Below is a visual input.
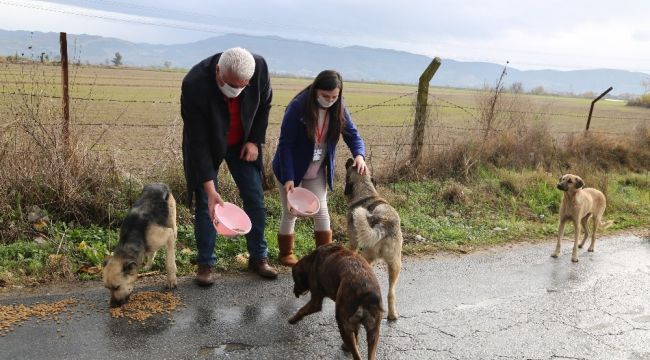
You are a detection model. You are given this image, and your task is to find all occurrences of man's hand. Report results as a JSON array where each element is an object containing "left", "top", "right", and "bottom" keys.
[
  {"left": 240, "top": 142, "right": 259, "bottom": 162},
  {"left": 203, "top": 181, "right": 224, "bottom": 223}
]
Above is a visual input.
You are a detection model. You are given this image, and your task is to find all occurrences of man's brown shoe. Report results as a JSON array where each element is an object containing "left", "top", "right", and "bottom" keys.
[
  {"left": 195, "top": 264, "right": 216, "bottom": 286},
  {"left": 248, "top": 257, "right": 278, "bottom": 279}
]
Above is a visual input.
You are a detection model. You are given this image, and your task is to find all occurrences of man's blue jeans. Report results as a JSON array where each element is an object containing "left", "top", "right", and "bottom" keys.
[{"left": 194, "top": 146, "right": 268, "bottom": 267}]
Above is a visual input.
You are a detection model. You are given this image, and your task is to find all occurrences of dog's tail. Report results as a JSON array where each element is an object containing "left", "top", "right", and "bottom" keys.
[
  {"left": 352, "top": 207, "right": 385, "bottom": 249},
  {"left": 349, "top": 292, "right": 383, "bottom": 323},
  {"left": 599, "top": 219, "right": 614, "bottom": 229}
]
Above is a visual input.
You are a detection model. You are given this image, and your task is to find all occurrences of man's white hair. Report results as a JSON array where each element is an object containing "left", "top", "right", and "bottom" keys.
[{"left": 218, "top": 47, "right": 256, "bottom": 81}]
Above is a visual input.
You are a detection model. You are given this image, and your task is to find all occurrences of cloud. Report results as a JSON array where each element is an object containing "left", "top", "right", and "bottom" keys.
[
  {"left": 2, "top": 0, "right": 650, "bottom": 73},
  {"left": 633, "top": 30, "right": 650, "bottom": 42}
]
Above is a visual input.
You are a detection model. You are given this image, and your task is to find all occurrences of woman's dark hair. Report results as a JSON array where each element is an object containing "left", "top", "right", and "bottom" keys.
[{"left": 292, "top": 70, "right": 345, "bottom": 144}]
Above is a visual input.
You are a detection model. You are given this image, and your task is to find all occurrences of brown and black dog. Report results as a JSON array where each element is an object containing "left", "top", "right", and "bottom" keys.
[
  {"left": 102, "top": 183, "right": 177, "bottom": 307},
  {"left": 289, "top": 243, "right": 383, "bottom": 360},
  {"left": 552, "top": 174, "right": 613, "bottom": 262},
  {"left": 344, "top": 158, "right": 403, "bottom": 320}
]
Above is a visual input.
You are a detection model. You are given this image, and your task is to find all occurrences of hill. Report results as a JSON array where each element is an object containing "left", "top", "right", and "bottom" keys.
[{"left": 0, "top": 30, "right": 647, "bottom": 95}]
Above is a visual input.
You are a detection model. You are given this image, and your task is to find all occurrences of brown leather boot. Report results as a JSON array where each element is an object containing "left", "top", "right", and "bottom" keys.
[
  {"left": 195, "top": 264, "right": 216, "bottom": 286},
  {"left": 248, "top": 257, "right": 278, "bottom": 279},
  {"left": 314, "top": 230, "right": 332, "bottom": 247},
  {"left": 278, "top": 233, "right": 298, "bottom": 267}
]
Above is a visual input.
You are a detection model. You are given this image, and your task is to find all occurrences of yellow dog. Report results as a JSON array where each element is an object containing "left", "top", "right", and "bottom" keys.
[{"left": 552, "top": 174, "right": 613, "bottom": 262}]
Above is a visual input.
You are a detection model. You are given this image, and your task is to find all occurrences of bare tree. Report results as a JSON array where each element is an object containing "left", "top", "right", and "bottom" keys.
[{"left": 477, "top": 61, "right": 508, "bottom": 140}]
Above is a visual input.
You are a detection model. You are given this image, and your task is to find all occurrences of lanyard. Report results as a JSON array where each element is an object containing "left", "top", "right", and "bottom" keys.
[{"left": 315, "top": 111, "right": 328, "bottom": 146}]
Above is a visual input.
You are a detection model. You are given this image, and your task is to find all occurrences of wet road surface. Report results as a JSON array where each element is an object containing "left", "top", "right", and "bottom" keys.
[{"left": 1, "top": 233, "right": 650, "bottom": 359}]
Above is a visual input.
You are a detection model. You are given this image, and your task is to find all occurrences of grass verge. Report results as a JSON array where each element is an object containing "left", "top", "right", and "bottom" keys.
[{"left": 1, "top": 168, "right": 648, "bottom": 287}]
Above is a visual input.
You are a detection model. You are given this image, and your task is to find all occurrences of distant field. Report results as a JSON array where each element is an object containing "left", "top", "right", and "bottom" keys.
[{"left": 1, "top": 63, "right": 649, "bottom": 176}]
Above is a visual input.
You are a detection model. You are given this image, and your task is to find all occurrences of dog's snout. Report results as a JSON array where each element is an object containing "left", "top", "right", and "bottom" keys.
[
  {"left": 557, "top": 183, "right": 567, "bottom": 191},
  {"left": 110, "top": 294, "right": 130, "bottom": 308}
]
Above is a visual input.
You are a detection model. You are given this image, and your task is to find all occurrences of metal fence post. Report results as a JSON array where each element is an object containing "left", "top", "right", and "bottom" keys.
[
  {"left": 60, "top": 32, "right": 71, "bottom": 159},
  {"left": 585, "top": 86, "right": 613, "bottom": 131},
  {"left": 410, "top": 57, "right": 442, "bottom": 166}
]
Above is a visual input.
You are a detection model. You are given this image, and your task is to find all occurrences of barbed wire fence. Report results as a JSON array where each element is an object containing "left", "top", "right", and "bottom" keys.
[{"left": 1, "top": 36, "right": 649, "bottom": 179}]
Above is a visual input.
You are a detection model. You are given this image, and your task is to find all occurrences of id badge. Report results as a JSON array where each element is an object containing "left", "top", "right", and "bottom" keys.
[{"left": 312, "top": 148, "right": 323, "bottom": 161}]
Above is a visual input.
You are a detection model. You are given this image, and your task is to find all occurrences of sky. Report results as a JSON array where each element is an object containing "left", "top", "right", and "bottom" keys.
[{"left": 1, "top": 0, "right": 649, "bottom": 74}]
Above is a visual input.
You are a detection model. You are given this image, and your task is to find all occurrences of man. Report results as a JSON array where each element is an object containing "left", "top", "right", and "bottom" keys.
[{"left": 181, "top": 47, "right": 277, "bottom": 285}]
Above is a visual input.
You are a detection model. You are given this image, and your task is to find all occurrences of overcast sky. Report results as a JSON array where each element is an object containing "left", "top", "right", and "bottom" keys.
[{"left": 1, "top": 0, "right": 649, "bottom": 74}]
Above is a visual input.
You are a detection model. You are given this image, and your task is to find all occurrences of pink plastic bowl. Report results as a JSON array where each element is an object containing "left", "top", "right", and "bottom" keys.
[
  {"left": 212, "top": 202, "right": 252, "bottom": 237},
  {"left": 287, "top": 187, "right": 320, "bottom": 217}
]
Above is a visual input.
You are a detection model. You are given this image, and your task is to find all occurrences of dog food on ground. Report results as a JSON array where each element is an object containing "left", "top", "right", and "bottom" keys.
[
  {"left": 0, "top": 298, "right": 77, "bottom": 336},
  {"left": 109, "top": 291, "right": 181, "bottom": 323}
]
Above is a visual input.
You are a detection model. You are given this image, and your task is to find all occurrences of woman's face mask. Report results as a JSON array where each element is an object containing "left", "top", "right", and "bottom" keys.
[
  {"left": 316, "top": 88, "right": 340, "bottom": 108},
  {"left": 317, "top": 96, "right": 336, "bottom": 108}
]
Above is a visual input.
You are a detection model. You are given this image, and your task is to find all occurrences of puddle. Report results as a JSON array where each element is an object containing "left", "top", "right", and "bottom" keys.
[{"left": 198, "top": 343, "right": 254, "bottom": 357}]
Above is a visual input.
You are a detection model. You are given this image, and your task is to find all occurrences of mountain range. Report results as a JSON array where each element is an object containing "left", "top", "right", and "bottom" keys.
[{"left": 0, "top": 30, "right": 648, "bottom": 96}]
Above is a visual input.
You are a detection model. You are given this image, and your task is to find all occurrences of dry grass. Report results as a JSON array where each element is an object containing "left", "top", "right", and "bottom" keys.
[
  {"left": 1, "top": 63, "right": 649, "bottom": 245},
  {"left": 379, "top": 92, "right": 650, "bottom": 184}
]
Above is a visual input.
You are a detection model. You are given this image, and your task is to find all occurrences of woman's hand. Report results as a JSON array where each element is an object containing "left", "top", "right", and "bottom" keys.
[
  {"left": 284, "top": 180, "right": 295, "bottom": 194},
  {"left": 284, "top": 180, "right": 295, "bottom": 213},
  {"left": 353, "top": 155, "right": 367, "bottom": 175}
]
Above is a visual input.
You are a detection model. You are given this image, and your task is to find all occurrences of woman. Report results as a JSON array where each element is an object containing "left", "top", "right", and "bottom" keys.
[{"left": 272, "top": 70, "right": 367, "bottom": 266}]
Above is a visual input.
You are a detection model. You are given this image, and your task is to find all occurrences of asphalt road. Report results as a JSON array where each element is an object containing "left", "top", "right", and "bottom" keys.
[{"left": 1, "top": 232, "right": 650, "bottom": 360}]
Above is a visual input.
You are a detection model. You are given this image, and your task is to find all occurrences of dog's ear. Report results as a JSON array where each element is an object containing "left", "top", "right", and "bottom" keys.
[
  {"left": 123, "top": 261, "right": 138, "bottom": 275},
  {"left": 102, "top": 256, "right": 111, "bottom": 268},
  {"left": 344, "top": 182, "right": 353, "bottom": 196},
  {"left": 345, "top": 158, "right": 354, "bottom": 169},
  {"left": 575, "top": 178, "right": 584, "bottom": 189}
]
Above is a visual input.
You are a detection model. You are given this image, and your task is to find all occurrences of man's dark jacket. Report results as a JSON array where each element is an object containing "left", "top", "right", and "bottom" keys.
[{"left": 181, "top": 53, "right": 272, "bottom": 206}]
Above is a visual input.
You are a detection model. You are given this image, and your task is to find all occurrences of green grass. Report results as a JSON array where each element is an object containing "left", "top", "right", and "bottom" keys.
[{"left": 1, "top": 169, "right": 647, "bottom": 286}]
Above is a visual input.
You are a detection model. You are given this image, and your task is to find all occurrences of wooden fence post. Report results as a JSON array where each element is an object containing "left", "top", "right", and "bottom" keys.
[
  {"left": 60, "top": 32, "right": 71, "bottom": 159},
  {"left": 410, "top": 57, "right": 442, "bottom": 166}
]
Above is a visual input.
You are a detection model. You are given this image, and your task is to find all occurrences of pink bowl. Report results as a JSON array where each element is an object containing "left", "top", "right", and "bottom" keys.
[
  {"left": 287, "top": 187, "right": 320, "bottom": 217},
  {"left": 212, "top": 202, "right": 252, "bottom": 237}
]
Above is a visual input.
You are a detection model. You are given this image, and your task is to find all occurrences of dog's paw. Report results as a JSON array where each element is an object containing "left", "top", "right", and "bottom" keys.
[
  {"left": 167, "top": 276, "right": 178, "bottom": 289},
  {"left": 571, "top": 257, "right": 579, "bottom": 263},
  {"left": 550, "top": 253, "right": 559, "bottom": 258},
  {"left": 587, "top": 247, "right": 594, "bottom": 252},
  {"left": 287, "top": 315, "right": 300, "bottom": 325},
  {"left": 387, "top": 312, "right": 399, "bottom": 321}
]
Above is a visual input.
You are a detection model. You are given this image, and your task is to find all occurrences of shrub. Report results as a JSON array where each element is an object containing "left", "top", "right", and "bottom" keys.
[{"left": 626, "top": 93, "right": 650, "bottom": 108}]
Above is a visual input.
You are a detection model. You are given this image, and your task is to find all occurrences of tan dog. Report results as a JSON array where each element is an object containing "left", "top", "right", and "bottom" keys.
[
  {"left": 289, "top": 243, "right": 383, "bottom": 360},
  {"left": 102, "top": 183, "right": 177, "bottom": 307},
  {"left": 344, "top": 158, "right": 403, "bottom": 320},
  {"left": 552, "top": 174, "right": 613, "bottom": 262}
]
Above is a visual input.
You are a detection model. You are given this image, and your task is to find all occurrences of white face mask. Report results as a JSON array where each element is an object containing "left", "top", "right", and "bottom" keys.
[
  {"left": 317, "top": 96, "right": 336, "bottom": 108},
  {"left": 218, "top": 81, "right": 244, "bottom": 98}
]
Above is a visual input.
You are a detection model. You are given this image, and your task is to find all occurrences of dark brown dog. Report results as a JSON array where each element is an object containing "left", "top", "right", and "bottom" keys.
[{"left": 289, "top": 243, "right": 383, "bottom": 360}]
